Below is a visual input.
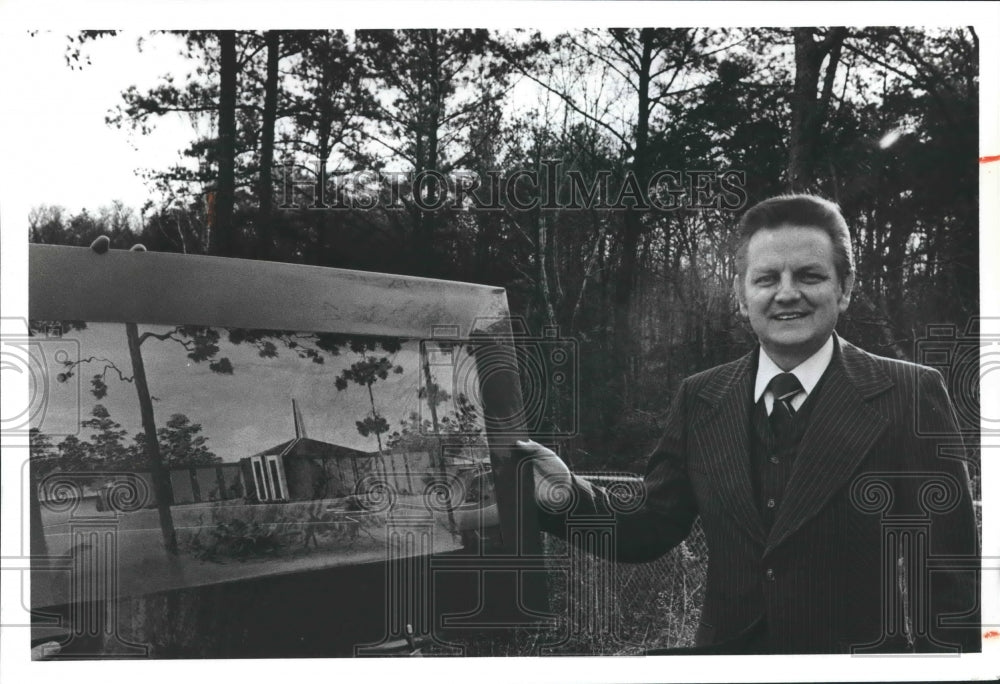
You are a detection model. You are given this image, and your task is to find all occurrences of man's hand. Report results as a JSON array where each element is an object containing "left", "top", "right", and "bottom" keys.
[{"left": 516, "top": 439, "right": 575, "bottom": 512}]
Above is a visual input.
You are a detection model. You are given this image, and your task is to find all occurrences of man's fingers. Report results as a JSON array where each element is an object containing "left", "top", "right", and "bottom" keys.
[
  {"left": 515, "top": 438, "right": 557, "bottom": 459},
  {"left": 90, "top": 235, "right": 110, "bottom": 254}
]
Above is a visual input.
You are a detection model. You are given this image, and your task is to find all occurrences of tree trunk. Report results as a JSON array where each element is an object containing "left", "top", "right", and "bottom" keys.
[
  {"left": 788, "top": 28, "right": 847, "bottom": 192},
  {"left": 213, "top": 30, "right": 238, "bottom": 256},
  {"left": 415, "top": 29, "right": 442, "bottom": 276},
  {"left": 257, "top": 31, "right": 280, "bottom": 257},
  {"left": 537, "top": 215, "right": 557, "bottom": 328},
  {"left": 613, "top": 29, "right": 655, "bottom": 404}
]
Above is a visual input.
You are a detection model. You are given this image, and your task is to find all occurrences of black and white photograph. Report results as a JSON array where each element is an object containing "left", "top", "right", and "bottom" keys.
[{"left": 0, "top": 2, "right": 996, "bottom": 682}]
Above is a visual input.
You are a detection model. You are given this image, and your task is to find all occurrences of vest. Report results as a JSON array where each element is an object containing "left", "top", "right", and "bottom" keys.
[{"left": 749, "top": 363, "right": 831, "bottom": 530}]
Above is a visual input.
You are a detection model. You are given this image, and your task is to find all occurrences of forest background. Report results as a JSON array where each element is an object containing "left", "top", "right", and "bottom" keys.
[{"left": 26, "top": 27, "right": 980, "bottom": 484}]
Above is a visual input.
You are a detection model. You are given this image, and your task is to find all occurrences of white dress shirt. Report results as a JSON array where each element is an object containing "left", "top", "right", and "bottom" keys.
[{"left": 754, "top": 336, "right": 835, "bottom": 415}]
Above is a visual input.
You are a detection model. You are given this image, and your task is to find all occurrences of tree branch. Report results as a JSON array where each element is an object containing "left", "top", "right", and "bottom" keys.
[{"left": 512, "top": 67, "right": 631, "bottom": 153}]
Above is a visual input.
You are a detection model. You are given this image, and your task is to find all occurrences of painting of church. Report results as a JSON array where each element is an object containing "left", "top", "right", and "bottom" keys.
[{"left": 239, "top": 400, "right": 432, "bottom": 504}]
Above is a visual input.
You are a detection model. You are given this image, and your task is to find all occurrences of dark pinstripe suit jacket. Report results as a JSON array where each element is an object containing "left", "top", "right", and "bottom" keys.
[{"left": 542, "top": 334, "right": 980, "bottom": 654}]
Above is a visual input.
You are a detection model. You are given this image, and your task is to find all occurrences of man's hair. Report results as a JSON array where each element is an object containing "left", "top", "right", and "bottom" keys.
[{"left": 734, "top": 194, "right": 855, "bottom": 285}]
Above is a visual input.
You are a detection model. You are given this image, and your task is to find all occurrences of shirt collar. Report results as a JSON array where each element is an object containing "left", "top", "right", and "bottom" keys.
[{"left": 754, "top": 335, "right": 835, "bottom": 404}]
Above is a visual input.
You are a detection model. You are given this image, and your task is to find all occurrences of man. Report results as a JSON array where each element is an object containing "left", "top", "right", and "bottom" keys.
[{"left": 521, "top": 194, "right": 979, "bottom": 654}]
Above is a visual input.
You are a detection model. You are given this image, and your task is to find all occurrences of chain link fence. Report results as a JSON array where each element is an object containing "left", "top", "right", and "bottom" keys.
[{"left": 534, "top": 519, "right": 708, "bottom": 655}]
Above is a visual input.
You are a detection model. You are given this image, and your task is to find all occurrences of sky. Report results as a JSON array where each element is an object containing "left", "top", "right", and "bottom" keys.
[
  {"left": 0, "top": 28, "right": 548, "bottom": 226},
  {"left": 0, "top": 30, "right": 195, "bottom": 223}
]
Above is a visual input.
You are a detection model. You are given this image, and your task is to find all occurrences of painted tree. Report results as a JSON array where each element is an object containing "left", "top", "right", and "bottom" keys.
[
  {"left": 29, "top": 428, "right": 60, "bottom": 478},
  {"left": 54, "top": 436, "right": 90, "bottom": 472},
  {"left": 134, "top": 413, "right": 221, "bottom": 468},
  {"left": 79, "top": 404, "right": 132, "bottom": 469},
  {"left": 387, "top": 393, "right": 484, "bottom": 456},
  {"left": 334, "top": 340, "right": 404, "bottom": 459},
  {"left": 50, "top": 322, "right": 239, "bottom": 554}
]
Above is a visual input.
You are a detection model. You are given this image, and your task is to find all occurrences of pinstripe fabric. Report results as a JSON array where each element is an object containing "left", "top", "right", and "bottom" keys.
[{"left": 539, "top": 333, "right": 980, "bottom": 654}]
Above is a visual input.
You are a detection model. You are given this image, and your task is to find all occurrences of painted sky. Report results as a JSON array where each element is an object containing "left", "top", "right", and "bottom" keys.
[{"left": 34, "top": 322, "right": 474, "bottom": 461}]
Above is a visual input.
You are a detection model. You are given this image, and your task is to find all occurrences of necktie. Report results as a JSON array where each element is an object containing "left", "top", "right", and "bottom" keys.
[{"left": 768, "top": 372, "right": 804, "bottom": 435}]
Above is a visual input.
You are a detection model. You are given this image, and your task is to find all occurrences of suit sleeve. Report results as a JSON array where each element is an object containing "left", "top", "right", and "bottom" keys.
[
  {"left": 537, "top": 379, "right": 699, "bottom": 563},
  {"left": 913, "top": 368, "right": 980, "bottom": 653}
]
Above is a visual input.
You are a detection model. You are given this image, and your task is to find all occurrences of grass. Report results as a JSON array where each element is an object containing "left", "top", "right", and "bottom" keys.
[{"left": 451, "top": 521, "right": 708, "bottom": 656}]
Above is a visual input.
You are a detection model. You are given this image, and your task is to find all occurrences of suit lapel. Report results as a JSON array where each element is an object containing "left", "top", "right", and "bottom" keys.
[
  {"left": 764, "top": 336, "right": 893, "bottom": 554},
  {"left": 691, "top": 349, "right": 767, "bottom": 546}
]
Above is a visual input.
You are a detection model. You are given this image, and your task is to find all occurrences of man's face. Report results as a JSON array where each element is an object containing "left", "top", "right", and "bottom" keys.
[{"left": 735, "top": 225, "right": 853, "bottom": 369}]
